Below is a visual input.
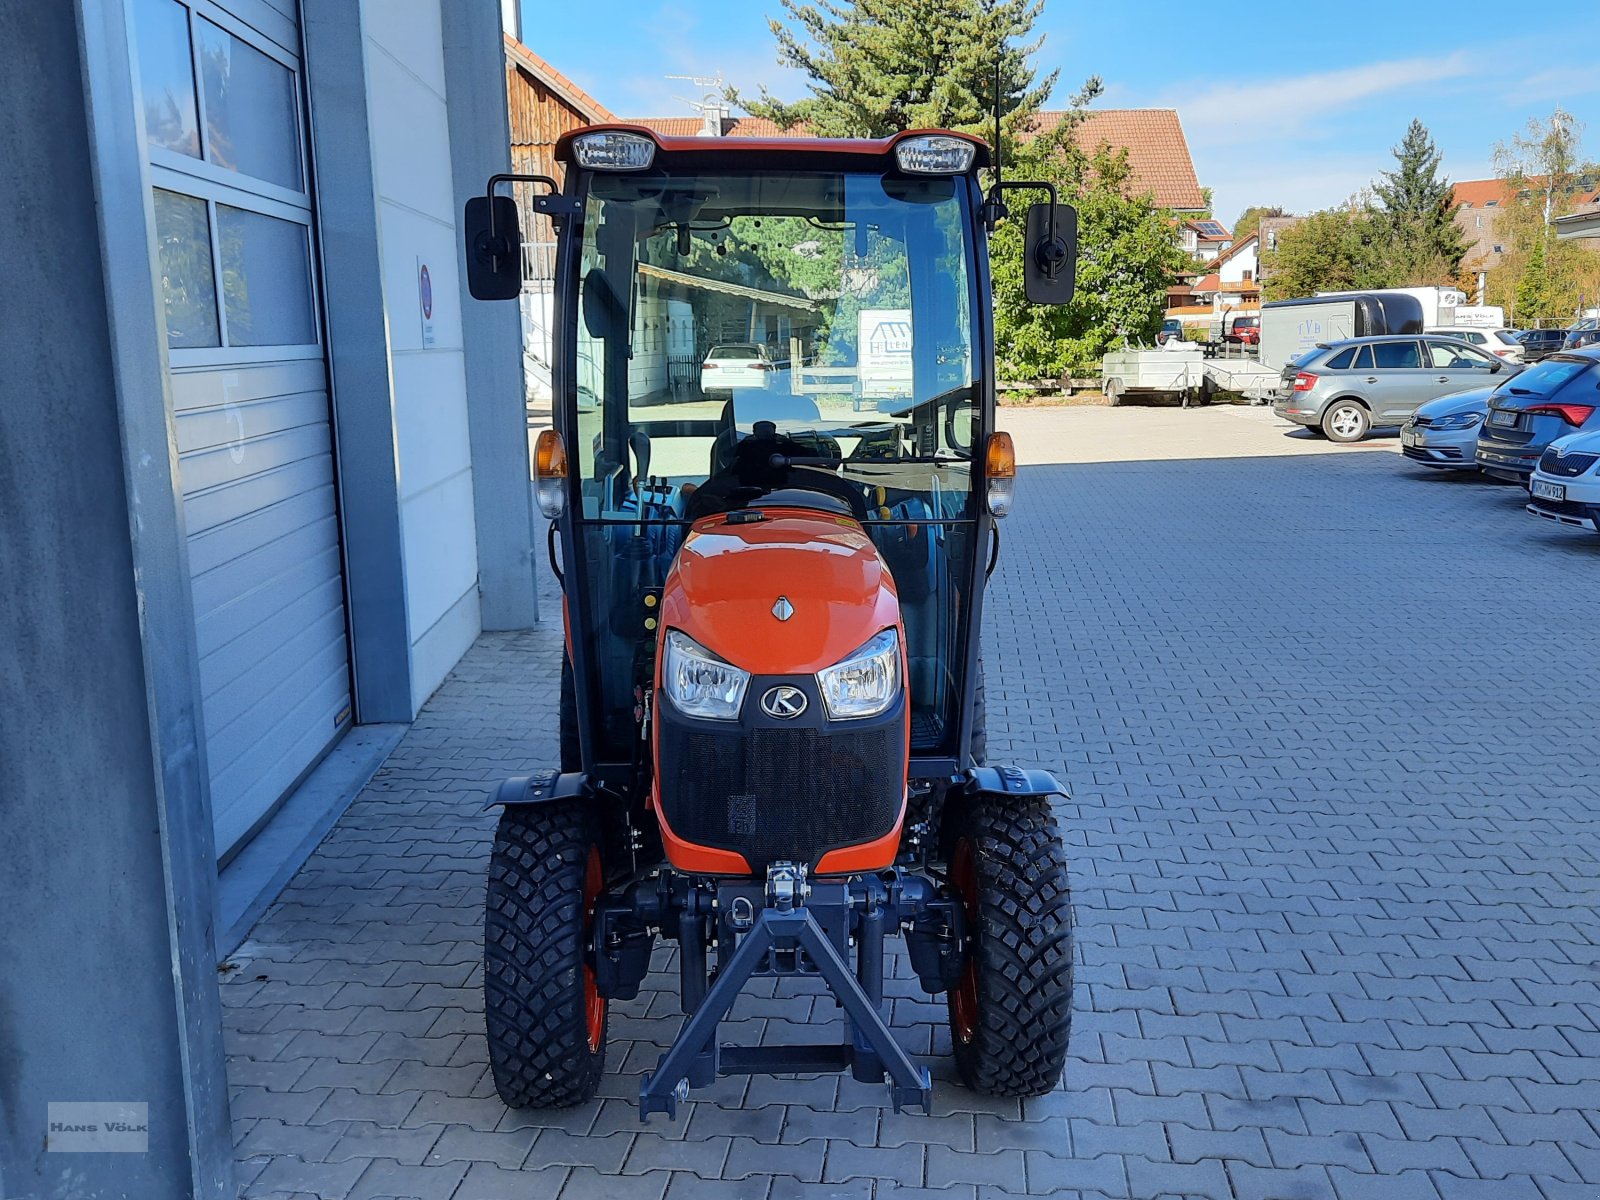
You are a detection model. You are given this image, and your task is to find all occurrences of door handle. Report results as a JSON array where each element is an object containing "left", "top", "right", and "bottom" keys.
[
  {"left": 1437, "top": 376, "right": 1450, "bottom": 383},
  {"left": 1365, "top": 377, "right": 1378, "bottom": 383}
]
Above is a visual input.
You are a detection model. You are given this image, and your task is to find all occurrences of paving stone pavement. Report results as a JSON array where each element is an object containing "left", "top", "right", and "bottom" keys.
[{"left": 226, "top": 409, "right": 1600, "bottom": 1199}]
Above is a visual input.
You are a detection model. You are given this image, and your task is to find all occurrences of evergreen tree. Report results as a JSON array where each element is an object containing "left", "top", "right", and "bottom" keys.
[
  {"left": 728, "top": 0, "right": 1074, "bottom": 141},
  {"left": 1371, "top": 119, "right": 1467, "bottom": 285}
]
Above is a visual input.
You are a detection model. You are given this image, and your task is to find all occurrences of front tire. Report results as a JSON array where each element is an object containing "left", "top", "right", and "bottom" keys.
[
  {"left": 484, "top": 802, "right": 608, "bottom": 1107},
  {"left": 946, "top": 795, "right": 1074, "bottom": 1096},
  {"left": 1321, "top": 400, "right": 1370, "bottom": 443}
]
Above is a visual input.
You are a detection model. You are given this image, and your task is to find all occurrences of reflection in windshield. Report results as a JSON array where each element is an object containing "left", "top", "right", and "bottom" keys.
[{"left": 572, "top": 170, "right": 978, "bottom": 525}]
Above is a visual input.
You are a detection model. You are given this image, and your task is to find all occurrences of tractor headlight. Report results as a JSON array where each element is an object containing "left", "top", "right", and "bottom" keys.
[
  {"left": 571, "top": 131, "right": 656, "bottom": 171},
  {"left": 816, "top": 629, "right": 900, "bottom": 720},
  {"left": 663, "top": 630, "right": 750, "bottom": 720}
]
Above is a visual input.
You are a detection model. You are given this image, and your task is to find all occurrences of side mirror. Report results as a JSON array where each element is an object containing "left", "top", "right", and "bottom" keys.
[
  {"left": 463, "top": 195, "right": 522, "bottom": 301},
  {"left": 1489, "top": 359, "right": 1504, "bottom": 373},
  {"left": 1023, "top": 201, "right": 1077, "bottom": 306},
  {"left": 582, "top": 268, "right": 628, "bottom": 341}
]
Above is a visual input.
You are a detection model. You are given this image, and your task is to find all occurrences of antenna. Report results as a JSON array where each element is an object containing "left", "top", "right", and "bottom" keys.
[{"left": 993, "top": 54, "right": 1003, "bottom": 186}]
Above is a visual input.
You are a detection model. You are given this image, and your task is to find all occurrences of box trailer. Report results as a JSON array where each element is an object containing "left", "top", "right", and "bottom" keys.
[{"left": 1259, "top": 292, "right": 1425, "bottom": 370}]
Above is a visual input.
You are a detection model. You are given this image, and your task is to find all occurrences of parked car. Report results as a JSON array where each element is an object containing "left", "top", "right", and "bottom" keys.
[
  {"left": 1423, "top": 327, "right": 1524, "bottom": 362},
  {"left": 1400, "top": 386, "right": 1495, "bottom": 470},
  {"left": 1526, "top": 428, "right": 1600, "bottom": 533},
  {"left": 1476, "top": 348, "right": 1600, "bottom": 483},
  {"left": 1225, "top": 314, "right": 1260, "bottom": 345},
  {"left": 700, "top": 342, "right": 786, "bottom": 397},
  {"left": 1516, "top": 328, "right": 1569, "bottom": 362},
  {"left": 1273, "top": 335, "right": 1518, "bottom": 442},
  {"left": 1563, "top": 319, "right": 1600, "bottom": 351},
  {"left": 1156, "top": 317, "right": 1183, "bottom": 346}
]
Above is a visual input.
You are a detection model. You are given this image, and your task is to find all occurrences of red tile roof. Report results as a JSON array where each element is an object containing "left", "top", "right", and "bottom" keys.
[
  {"left": 504, "top": 36, "right": 613, "bottom": 122},
  {"left": 1028, "top": 108, "right": 1207, "bottom": 211},
  {"left": 627, "top": 115, "right": 804, "bottom": 138},
  {"left": 623, "top": 106, "right": 1209, "bottom": 211}
]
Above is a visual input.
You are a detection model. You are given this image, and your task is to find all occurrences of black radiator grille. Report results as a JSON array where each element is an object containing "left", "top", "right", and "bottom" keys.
[
  {"left": 1537, "top": 448, "right": 1599, "bottom": 478},
  {"left": 659, "top": 720, "right": 904, "bottom": 868}
]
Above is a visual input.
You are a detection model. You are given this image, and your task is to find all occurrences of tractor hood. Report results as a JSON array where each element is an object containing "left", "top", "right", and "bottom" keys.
[{"left": 659, "top": 509, "right": 901, "bottom": 676}]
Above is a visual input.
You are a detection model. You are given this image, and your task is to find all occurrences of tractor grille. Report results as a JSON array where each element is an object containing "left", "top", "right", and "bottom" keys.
[
  {"left": 658, "top": 719, "right": 904, "bottom": 869},
  {"left": 1537, "top": 448, "right": 1599, "bottom": 478}
]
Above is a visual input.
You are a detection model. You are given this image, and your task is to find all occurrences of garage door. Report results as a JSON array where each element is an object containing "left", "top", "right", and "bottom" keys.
[{"left": 133, "top": 0, "right": 352, "bottom": 860}]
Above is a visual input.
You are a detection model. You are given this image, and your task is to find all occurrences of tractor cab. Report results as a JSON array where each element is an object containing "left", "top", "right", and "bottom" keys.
[{"left": 464, "top": 124, "right": 1079, "bottom": 1119}]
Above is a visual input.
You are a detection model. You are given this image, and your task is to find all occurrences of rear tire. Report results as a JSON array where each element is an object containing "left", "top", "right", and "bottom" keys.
[
  {"left": 484, "top": 802, "right": 608, "bottom": 1108},
  {"left": 946, "top": 795, "right": 1074, "bottom": 1096},
  {"left": 1321, "top": 400, "right": 1370, "bottom": 443}
]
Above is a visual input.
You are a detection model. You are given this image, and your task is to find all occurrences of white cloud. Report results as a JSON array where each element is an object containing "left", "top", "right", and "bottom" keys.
[
  {"left": 1168, "top": 52, "right": 1481, "bottom": 150},
  {"left": 1501, "top": 66, "right": 1600, "bottom": 108}
]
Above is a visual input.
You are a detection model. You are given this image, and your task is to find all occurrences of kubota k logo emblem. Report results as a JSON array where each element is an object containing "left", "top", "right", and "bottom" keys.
[{"left": 760, "top": 686, "right": 807, "bottom": 719}]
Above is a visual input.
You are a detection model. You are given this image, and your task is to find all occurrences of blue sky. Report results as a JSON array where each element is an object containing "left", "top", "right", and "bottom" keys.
[{"left": 519, "top": 0, "right": 1597, "bottom": 228}]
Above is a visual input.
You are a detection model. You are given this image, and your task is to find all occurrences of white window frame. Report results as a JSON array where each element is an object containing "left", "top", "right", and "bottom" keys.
[{"left": 143, "top": 0, "right": 321, "bottom": 367}]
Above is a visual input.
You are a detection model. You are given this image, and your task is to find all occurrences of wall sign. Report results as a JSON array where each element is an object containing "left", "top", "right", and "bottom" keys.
[{"left": 417, "top": 257, "right": 436, "bottom": 347}]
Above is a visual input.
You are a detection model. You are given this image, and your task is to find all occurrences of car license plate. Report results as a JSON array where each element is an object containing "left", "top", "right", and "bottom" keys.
[
  {"left": 1402, "top": 429, "right": 1419, "bottom": 447},
  {"left": 1490, "top": 409, "right": 1518, "bottom": 428},
  {"left": 1532, "top": 479, "right": 1566, "bottom": 502}
]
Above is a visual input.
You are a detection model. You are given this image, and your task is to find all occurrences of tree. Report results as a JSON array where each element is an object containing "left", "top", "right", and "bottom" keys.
[
  {"left": 991, "top": 133, "right": 1188, "bottom": 379},
  {"left": 1487, "top": 108, "right": 1600, "bottom": 324},
  {"left": 729, "top": 0, "right": 1068, "bottom": 142},
  {"left": 1261, "top": 205, "right": 1389, "bottom": 301},
  {"left": 1371, "top": 119, "right": 1466, "bottom": 285}
]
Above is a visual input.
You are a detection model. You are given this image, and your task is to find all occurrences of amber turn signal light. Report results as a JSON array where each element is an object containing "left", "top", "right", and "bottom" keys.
[
  {"left": 534, "top": 429, "right": 568, "bottom": 518},
  {"left": 985, "top": 431, "right": 1016, "bottom": 518}
]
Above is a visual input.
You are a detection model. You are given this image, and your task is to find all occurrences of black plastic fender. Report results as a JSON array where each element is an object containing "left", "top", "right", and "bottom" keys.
[
  {"left": 485, "top": 769, "right": 591, "bottom": 811},
  {"left": 961, "top": 765, "right": 1069, "bottom": 800}
]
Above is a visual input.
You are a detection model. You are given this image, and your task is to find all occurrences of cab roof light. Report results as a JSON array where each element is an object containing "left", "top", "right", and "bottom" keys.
[
  {"left": 571, "top": 131, "right": 656, "bottom": 172},
  {"left": 894, "top": 134, "right": 977, "bottom": 175}
]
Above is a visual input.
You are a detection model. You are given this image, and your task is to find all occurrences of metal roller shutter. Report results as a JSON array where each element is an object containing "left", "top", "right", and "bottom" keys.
[{"left": 133, "top": 0, "right": 351, "bottom": 859}]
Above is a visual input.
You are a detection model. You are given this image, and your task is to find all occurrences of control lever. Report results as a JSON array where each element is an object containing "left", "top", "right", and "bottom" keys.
[{"left": 768, "top": 453, "right": 843, "bottom": 470}]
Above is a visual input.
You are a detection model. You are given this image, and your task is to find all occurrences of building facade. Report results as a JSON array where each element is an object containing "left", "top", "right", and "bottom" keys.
[{"left": 3, "top": 2, "right": 530, "bottom": 1192}]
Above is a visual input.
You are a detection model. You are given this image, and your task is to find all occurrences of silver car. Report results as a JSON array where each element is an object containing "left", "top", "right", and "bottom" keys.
[
  {"left": 1400, "top": 386, "right": 1494, "bottom": 470},
  {"left": 1273, "top": 335, "right": 1518, "bottom": 442}
]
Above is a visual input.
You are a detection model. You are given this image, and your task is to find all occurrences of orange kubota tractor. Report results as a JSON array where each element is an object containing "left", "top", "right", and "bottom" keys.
[{"left": 462, "top": 123, "right": 1078, "bottom": 1118}]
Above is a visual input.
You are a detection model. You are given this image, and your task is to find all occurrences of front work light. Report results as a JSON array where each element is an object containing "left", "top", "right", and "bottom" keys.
[
  {"left": 534, "top": 429, "right": 568, "bottom": 518},
  {"left": 571, "top": 131, "right": 656, "bottom": 171},
  {"left": 894, "top": 134, "right": 977, "bottom": 175},
  {"left": 985, "top": 431, "right": 1016, "bottom": 518},
  {"left": 663, "top": 630, "right": 751, "bottom": 720},
  {"left": 817, "top": 629, "right": 900, "bottom": 720}
]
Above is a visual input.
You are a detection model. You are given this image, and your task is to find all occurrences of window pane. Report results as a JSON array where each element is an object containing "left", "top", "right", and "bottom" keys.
[
  {"left": 1373, "top": 341, "right": 1420, "bottom": 369},
  {"left": 1352, "top": 345, "right": 1374, "bottom": 370},
  {"left": 1325, "top": 347, "right": 1356, "bottom": 369},
  {"left": 152, "top": 189, "right": 219, "bottom": 348},
  {"left": 217, "top": 206, "right": 315, "bottom": 346},
  {"left": 133, "top": 0, "right": 200, "bottom": 158},
  {"left": 196, "top": 18, "right": 301, "bottom": 190}
]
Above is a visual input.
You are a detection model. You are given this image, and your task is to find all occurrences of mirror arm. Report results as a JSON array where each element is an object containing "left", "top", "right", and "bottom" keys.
[
  {"left": 987, "top": 179, "right": 1070, "bottom": 282},
  {"left": 480, "top": 173, "right": 582, "bottom": 266}
]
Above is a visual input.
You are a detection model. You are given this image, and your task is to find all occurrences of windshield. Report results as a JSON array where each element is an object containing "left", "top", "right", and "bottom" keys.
[{"left": 570, "top": 169, "right": 979, "bottom": 525}]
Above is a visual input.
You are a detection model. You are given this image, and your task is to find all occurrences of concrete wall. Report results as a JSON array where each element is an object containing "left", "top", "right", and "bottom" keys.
[{"left": 361, "top": 0, "right": 484, "bottom": 711}]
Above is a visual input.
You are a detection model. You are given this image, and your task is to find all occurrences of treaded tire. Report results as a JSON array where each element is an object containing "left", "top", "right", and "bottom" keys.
[
  {"left": 947, "top": 794, "right": 1073, "bottom": 1096},
  {"left": 1321, "top": 399, "right": 1370, "bottom": 443},
  {"left": 559, "top": 656, "right": 580, "bottom": 772},
  {"left": 484, "top": 801, "right": 607, "bottom": 1107}
]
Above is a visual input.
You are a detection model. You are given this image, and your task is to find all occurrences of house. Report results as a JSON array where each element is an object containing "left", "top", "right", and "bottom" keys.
[
  {"left": 1178, "top": 218, "right": 1232, "bottom": 262},
  {"left": 1190, "top": 232, "right": 1261, "bottom": 317},
  {"left": 1453, "top": 175, "right": 1600, "bottom": 277}
]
